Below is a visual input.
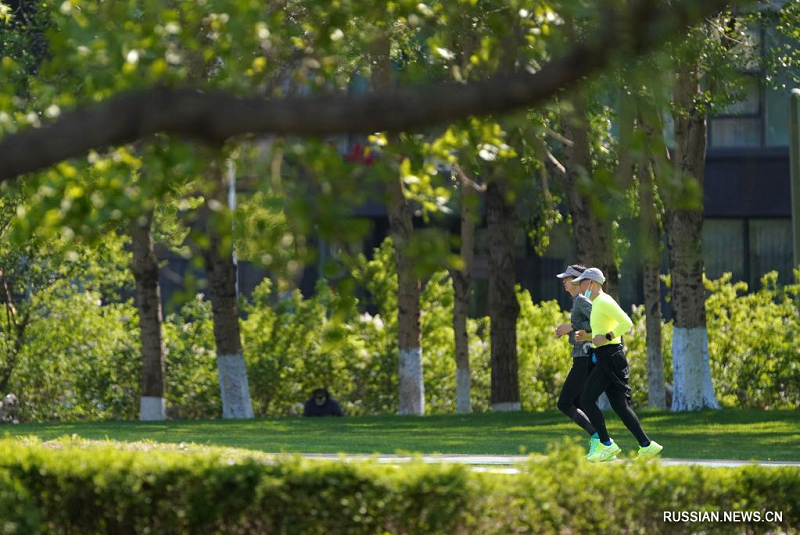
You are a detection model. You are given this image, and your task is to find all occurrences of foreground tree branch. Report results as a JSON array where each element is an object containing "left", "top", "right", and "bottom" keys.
[{"left": 0, "top": 0, "right": 736, "bottom": 182}]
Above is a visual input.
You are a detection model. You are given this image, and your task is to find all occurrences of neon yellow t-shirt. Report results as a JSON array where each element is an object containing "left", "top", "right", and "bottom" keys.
[{"left": 590, "top": 292, "right": 633, "bottom": 347}]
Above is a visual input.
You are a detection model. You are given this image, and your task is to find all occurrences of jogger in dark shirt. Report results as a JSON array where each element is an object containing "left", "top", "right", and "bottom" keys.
[{"left": 554, "top": 265, "right": 598, "bottom": 452}]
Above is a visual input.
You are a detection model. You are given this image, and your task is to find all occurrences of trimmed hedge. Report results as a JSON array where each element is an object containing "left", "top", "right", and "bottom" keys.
[{"left": 0, "top": 440, "right": 798, "bottom": 534}]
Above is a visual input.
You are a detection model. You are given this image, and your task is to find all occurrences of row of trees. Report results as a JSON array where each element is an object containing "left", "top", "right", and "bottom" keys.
[
  {"left": 3, "top": 232, "right": 798, "bottom": 421},
  {"left": 1, "top": 0, "right": 798, "bottom": 419}
]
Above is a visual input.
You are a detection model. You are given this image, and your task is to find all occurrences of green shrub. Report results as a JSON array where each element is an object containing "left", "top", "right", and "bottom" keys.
[
  {"left": 346, "top": 239, "right": 577, "bottom": 414},
  {"left": 516, "top": 292, "right": 572, "bottom": 411},
  {"left": 238, "top": 240, "right": 482, "bottom": 416},
  {"left": 235, "top": 238, "right": 576, "bottom": 416},
  {"left": 0, "top": 439, "right": 797, "bottom": 534},
  {"left": 162, "top": 295, "right": 221, "bottom": 419},
  {"left": 703, "top": 271, "right": 800, "bottom": 409},
  {"left": 622, "top": 270, "right": 800, "bottom": 410},
  {"left": 0, "top": 468, "right": 39, "bottom": 535},
  {"left": 242, "top": 278, "right": 370, "bottom": 416},
  {"left": 0, "top": 232, "right": 142, "bottom": 422},
  {"left": 11, "top": 290, "right": 140, "bottom": 422}
]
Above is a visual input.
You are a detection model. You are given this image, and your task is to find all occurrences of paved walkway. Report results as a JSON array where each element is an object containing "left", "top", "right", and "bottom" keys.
[{"left": 300, "top": 453, "right": 800, "bottom": 473}]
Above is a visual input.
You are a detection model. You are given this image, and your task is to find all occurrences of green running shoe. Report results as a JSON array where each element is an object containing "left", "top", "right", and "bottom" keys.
[
  {"left": 637, "top": 440, "right": 663, "bottom": 460},
  {"left": 587, "top": 436, "right": 601, "bottom": 457},
  {"left": 586, "top": 440, "right": 621, "bottom": 463}
]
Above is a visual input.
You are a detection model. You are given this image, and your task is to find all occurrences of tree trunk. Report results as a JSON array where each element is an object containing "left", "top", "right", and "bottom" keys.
[
  {"left": 667, "top": 62, "right": 718, "bottom": 411},
  {"left": 561, "top": 93, "right": 620, "bottom": 299},
  {"left": 486, "top": 178, "right": 520, "bottom": 411},
  {"left": 372, "top": 35, "right": 425, "bottom": 415},
  {"left": 561, "top": 91, "right": 617, "bottom": 410},
  {"left": 451, "top": 174, "right": 477, "bottom": 413},
  {"left": 129, "top": 214, "right": 167, "bottom": 421},
  {"left": 202, "top": 166, "right": 255, "bottom": 419},
  {"left": 483, "top": 22, "right": 524, "bottom": 413},
  {"left": 386, "top": 176, "right": 425, "bottom": 415},
  {"left": 0, "top": 275, "right": 31, "bottom": 395},
  {"left": 639, "top": 165, "right": 667, "bottom": 409}
]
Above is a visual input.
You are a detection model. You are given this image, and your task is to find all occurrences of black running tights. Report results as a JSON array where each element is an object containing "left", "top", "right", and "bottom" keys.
[
  {"left": 557, "top": 357, "right": 596, "bottom": 436},
  {"left": 580, "top": 352, "right": 649, "bottom": 445}
]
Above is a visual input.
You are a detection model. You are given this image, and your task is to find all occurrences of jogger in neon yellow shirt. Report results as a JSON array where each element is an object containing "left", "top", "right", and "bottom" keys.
[
  {"left": 587, "top": 292, "right": 633, "bottom": 347},
  {"left": 572, "top": 268, "right": 663, "bottom": 462}
]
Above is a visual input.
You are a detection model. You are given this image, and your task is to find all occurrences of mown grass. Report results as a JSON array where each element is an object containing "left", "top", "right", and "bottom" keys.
[{"left": 3, "top": 409, "right": 798, "bottom": 461}]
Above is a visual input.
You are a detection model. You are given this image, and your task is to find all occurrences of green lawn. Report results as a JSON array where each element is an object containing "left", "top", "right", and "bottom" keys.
[{"left": 3, "top": 409, "right": 799, "bottom": 461}]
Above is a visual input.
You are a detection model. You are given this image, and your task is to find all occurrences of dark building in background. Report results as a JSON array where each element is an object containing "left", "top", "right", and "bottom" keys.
[{"left": 701, "top": 21, "right": 795, "bottom": 290}]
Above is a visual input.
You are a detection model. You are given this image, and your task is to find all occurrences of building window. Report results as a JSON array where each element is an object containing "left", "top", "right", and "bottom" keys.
[
  {"left": 749, "top": 218, "right": 793, "bottom": 285},
  {"left": 765, "top": 84, "right": 791, "bottom": 146},
  {"left": 703, "top": 218, "right": 793, "bottom": 287},
  {"left": 703, "top": 218, "right": 746, "bottom": 282},
  {"left": 710, "top": 116, "right": 763, "bottom": 147},
  {"left": 708, "top": 23, "right": 764, "bottom": 149},
  {"left": 707, "top": 23, "right": 795, "bottom": 149},
  {"left": 709, "top": 75, "right": 762, "bottom": 147},
  {"left": 764, "top": 24, "right": 797, "bottom": 146},
  {"left": 654, "top": 23, "right": 794, "bottom": 150}
]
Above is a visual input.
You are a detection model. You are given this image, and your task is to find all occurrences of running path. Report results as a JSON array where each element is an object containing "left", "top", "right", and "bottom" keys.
[{"left": 301, "top": 453, "right": 800, "bottom": 473}]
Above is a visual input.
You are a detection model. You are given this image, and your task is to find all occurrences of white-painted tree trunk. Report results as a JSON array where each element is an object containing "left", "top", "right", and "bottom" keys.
[
  {"left": 139, "top": 396, "right": 166, "bottom": 421},
  {"left": 452, "top": 171, "right": 476, "bottom": 415},
  {"left": 218, "top": 354, "right": 255, "bottom": 419},
  {"left": 202, "top": 158, "right": 255, "bottom": 420},
  {"left": 398, "top": 347, "right": 425, "bottom": 415},
  {"left": 671, "top": 327, "right": 718, "bottom": 411},
  {"left": 371, "top": 35, "right": 426, "bottom": 416},
  {"left": 667, "top": 60, "right": 719, "bottom": 413},
  {"left": 456, "top": 368, "right": 471, "bottom": 413},
  {"left": 130, "top": 214, "right": 167, "bottom": 422},
  {"left": 491, "top": 402, "right": 521, "bottom": 412}
]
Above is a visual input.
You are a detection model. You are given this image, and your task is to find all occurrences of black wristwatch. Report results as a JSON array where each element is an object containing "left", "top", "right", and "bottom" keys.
[{"left": 605, "top": 332, "right": 614, "bottom": 341}]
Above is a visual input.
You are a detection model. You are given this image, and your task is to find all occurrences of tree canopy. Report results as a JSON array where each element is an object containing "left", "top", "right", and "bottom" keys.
[{"left": 0, "top": 0, "right": 738, "bottom": 183}]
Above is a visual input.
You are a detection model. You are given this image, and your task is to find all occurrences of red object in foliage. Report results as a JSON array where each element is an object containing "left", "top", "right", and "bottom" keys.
[{"left": 344, "top": 142, "right": 376, "bottom": 166}]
